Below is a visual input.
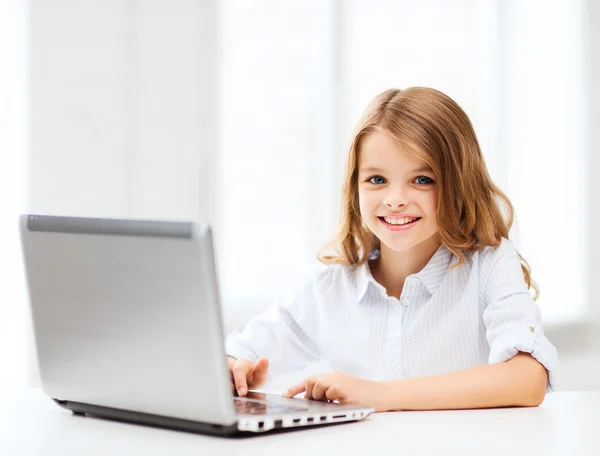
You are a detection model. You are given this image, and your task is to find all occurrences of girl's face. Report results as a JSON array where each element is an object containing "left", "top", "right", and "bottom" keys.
[{"left": 358, "top": 129, "right": 439, "bottom": 253}]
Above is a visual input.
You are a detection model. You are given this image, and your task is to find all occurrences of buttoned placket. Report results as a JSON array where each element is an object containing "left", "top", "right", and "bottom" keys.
[
  {"left": 379, "top": 276, "right": 417, "bottom": 380},
  {"left": 394, "top": 277, "right": 419, "bottom": 378}
]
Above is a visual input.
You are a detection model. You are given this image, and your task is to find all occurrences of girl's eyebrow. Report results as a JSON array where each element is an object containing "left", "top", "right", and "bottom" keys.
[
  {"left": 359, "top": 165, "right": 432, "bottom": 174},
  {"left": 411, "top": 166, "right": 433, "bottom": 173},
  {"left": 359, "top": 166, "right": 385, "bottom": 174}
]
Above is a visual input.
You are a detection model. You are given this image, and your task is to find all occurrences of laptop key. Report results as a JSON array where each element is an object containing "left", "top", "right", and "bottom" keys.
[{"left": 234, "top": 398, "right": 309, "bottom": 415}]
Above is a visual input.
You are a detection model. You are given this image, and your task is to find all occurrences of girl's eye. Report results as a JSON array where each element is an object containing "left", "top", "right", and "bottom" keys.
[
  {"left": 368, "top": 176, "right": 386, "bottom": 185},
  {"left": 414, "top": 175, "right": 434, "bottom": 185}
]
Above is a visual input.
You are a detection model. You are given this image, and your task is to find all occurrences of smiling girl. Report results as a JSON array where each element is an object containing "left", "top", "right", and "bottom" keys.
[{"left": 225, "top": 87, "right": 557, "bottom": 412}]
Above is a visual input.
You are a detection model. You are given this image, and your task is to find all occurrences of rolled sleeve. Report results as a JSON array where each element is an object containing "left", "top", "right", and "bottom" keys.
[
  {"left": 483, "top": 241, "right": 558, "bottom": 391},
  {"left": 487, "top": 321, "right": 558, "bottom": 390}
]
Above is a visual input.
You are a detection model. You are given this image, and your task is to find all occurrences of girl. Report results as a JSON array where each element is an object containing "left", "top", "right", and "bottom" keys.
[{"left": 226, "top": 87, "right": 557, "bottom": 412}]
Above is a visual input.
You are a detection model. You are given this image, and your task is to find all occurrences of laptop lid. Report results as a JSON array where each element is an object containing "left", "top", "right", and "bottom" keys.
[{"left": 19, "top": 214, "right": 236, "bottom": 426}]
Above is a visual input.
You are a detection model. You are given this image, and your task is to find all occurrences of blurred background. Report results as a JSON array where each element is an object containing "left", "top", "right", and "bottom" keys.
[{"left": 1, "top": 0, "right": 598, "bottom": 390}]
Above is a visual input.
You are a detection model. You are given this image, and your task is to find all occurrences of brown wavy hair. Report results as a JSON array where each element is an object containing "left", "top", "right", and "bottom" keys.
[{"left": 318, "top": 87, "right": 539, "bottom": 300}]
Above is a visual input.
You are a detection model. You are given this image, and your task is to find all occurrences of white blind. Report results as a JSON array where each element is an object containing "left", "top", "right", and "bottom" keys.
[
  {"left": 500, "top": 0, "right": 587, "bottom": 324},
  {"left": 216, "top": 0, "right": 337, "bottom": 309}
]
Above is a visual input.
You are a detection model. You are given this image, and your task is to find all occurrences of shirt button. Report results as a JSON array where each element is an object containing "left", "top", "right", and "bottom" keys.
[
  {"left": 528, "top": 326, "right": 535, "bottom": 333},
  {"left": 401, "top": 298, "right": 409, "bottom": 306}
]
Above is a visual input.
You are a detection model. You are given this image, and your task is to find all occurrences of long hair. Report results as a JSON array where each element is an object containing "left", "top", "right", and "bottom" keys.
[{"left": 318, "top": 87, "right": 539, "bottom": 300}]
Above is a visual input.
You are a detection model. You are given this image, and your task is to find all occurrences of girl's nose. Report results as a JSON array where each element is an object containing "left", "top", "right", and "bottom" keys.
[
  {"left": 385, "top": 201, "right": 406, "bottom": 209},
  {"left": 384, "top": 184, "right": 408, "bottom": 209},
  {"left": 385, "top": 192, "right": 407, "bottom": 208}
]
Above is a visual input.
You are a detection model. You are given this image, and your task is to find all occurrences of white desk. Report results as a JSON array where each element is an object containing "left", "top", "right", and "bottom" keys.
[{"left": 1, "top": 388, "right": 599, "bottom": 455}]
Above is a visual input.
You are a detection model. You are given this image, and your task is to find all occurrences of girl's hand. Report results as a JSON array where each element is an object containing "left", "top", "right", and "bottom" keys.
[
  {"left": 228, "top": 356, "right": 269, "bottom": 397},
  {"left": 284, "top": 371, "right": 393, "bottom": 412}
]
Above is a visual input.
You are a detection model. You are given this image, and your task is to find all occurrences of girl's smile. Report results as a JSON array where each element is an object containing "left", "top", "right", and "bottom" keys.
[{"left": 378, "top": 215, "right": 422, "bottom": 231}]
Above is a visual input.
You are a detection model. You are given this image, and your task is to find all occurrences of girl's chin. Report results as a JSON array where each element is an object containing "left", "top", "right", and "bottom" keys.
[
  {"left": 376, "top": 231, "right": 440, "bottom": 253},
  {"left": 380, "top": 241, "right": 417, "bottom": 253}
]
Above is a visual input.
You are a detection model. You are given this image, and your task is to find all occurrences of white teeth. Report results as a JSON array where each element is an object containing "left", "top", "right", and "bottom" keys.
[{"left": 383, "top": 216, "right": 418, "bottom": 225}]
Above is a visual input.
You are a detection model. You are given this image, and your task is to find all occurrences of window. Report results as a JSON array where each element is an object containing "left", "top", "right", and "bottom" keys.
[{"left": 216, "top": 0, "right": 337, "bottom": 310}]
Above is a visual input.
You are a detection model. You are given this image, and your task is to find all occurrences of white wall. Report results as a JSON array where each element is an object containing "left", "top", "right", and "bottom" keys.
[
  {"left": 30, "top": 0, "right": 217, "bottom": 221},
  {"left": 0, "top": 0, "right": 29, "bottom": 386},
  {"left": 569, "top": 0, "right": 600, "bottom": 390},
  {"left": 26, "top": 0, "right": 217, "bottom": 384},
  {"left": 543, "top": 0, "right": 600, "bottom": 391},
  {"left": 588, "top": 0, "right": 600, "bottom": 328}
]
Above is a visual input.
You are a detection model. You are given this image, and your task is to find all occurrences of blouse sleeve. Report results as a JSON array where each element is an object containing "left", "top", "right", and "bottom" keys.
[
  {"left": 224, "top": 265, "right": 328, "bottom": 374},
  {"left": 482, "top": 239, "right": 558, "bottom": 391}
]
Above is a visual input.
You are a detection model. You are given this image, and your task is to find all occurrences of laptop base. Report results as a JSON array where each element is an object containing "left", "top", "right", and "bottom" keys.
[{"left": 53, "top": 398, "right": 240, "bottom": 437}]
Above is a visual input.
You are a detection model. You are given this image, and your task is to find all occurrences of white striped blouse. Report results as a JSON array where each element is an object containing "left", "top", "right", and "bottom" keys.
[{"left": 225, "top": 238, "right": 557, "bottom": 390}]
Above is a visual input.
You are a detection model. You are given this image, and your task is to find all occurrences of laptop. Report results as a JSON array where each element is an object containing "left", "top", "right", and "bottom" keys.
[{"left": 19, "top": 214, "right": 374, "bottom": 435}]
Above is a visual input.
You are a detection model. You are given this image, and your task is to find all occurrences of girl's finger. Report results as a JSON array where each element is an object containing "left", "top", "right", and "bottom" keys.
[
  {"left": 231, "top": 362, "right": 251, "bottom": 396},
  {"left": 284, "top": 381, "right": 306, "bottom": 398},
  {"left": 249, "top": 358, "right": 269, "bottom": 388},
  {"left": 311, "top": 381, "right": 327, "bottom": 401},
  {"left": 325, "top": 384, "right": 341, "bottom": 402},
  {"left": 305, "top": 378, "right": 315, "bottom": 400}
]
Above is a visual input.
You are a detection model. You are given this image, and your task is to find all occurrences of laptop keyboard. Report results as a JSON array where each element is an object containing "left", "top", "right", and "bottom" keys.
[{"left": 233, "top": 397, "right": 310, "bottom": 415}]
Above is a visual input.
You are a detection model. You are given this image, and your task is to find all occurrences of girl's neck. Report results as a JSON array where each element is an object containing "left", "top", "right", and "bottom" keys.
[{"left": 370, "top": 232, "right": 442, "bottom": 299}]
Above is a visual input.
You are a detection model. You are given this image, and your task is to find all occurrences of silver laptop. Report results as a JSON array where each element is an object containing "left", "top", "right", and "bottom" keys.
[{"left": 19, "top": 214, "right": 374, "bottom": 435}]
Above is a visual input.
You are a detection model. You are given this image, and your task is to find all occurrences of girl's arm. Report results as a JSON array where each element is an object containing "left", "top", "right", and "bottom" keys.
[
  {"left": 384, "top": 351, "right": 548, "bottom": 411},
  {"left": 385, "top": 240, "right": 555, "bottom": 411},
  {"left": 285, "top": 240, "right": 557, "bottom": 410}
]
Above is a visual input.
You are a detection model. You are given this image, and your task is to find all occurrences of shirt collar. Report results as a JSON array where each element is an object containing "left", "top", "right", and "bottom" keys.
[{"left": 353, "top": 243, "right": 456, "bottom": 302}]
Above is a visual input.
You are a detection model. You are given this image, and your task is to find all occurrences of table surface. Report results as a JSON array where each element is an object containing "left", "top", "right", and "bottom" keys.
[{"left": 2, "top": 387, "right": 599, "bottom": 456}]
